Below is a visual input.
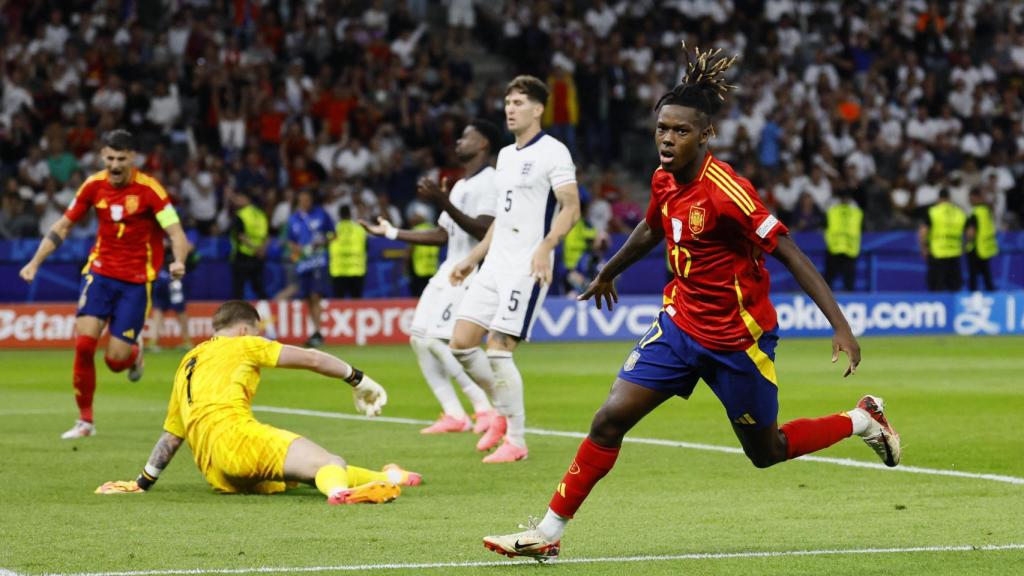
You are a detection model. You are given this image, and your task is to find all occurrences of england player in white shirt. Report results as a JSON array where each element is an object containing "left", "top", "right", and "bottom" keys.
[
  {"left": 449, "top": 76, "right": 581, "bottom": 463},
  {"left": 361, "top": 120, "right": 503, "bottom": 436}
]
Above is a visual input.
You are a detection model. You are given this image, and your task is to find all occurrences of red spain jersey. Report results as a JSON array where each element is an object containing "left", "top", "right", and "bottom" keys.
[
  {"left": 646, "top": 153, "right": 789, "bottom": 351},
  {"left": 65, "top": 169, "right": 175, "bottom": 284}
]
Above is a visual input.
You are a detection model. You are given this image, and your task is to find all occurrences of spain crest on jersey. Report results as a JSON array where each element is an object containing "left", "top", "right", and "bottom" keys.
[
  {"left": 688, "top": 206, "right": 706, "bottom": 235},
  {"left": 125, "top": 195, "right": 140, "bottom": 215}
]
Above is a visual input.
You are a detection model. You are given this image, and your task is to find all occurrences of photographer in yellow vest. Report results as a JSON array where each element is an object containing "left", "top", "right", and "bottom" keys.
[
  {"left": 964, "top": 188, "right": 998, "bottom": 291},
  {"left": 918, "top": 188, "right": 966, "bottom": 292},
  {"left": 230, "top": 190, "right": 270, "bottom": 300},
  {"left": 329, "top": 204, "right": 367, "bottom": 299},
  {"left": 823, "top": 188, "right": 863, "bottom": 292}
]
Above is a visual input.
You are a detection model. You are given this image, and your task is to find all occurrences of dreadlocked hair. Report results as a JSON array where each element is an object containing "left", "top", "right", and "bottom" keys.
[{"left": 655, "top": 42, "right": 739, "bottom": 118}]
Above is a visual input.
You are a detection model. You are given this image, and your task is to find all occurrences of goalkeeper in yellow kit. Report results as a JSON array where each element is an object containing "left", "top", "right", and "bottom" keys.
[{"left": 96, "top": 300, "right": 422, "bottom": 504}]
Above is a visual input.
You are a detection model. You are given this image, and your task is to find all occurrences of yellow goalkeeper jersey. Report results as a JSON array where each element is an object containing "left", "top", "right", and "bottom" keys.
[{"left": 163, "top": 335, "right": 283, "bottom": 472}]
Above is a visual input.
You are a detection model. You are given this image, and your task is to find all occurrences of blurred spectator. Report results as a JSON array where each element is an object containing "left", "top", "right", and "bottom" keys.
[
  {"left": 791, "top": 192, "right": 825, "bottom": 232},
  {"left": 0, "top": 0, "right": 1021, "bottom": 300},
  {"left": 288, "top": 189, "right": 333, "bottom": 347},
  {"left": 181, "top": 160, "right": 218, "bottom": 235},
  {"left": 0, "top": 188, "right": 38, "bottom": 239},
  {"left": 544, "top": 62, "right": 578, "bottom": 157}
]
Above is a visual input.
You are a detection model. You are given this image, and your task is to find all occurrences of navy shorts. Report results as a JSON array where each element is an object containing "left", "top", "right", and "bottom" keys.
[
  {"left": 298, "top": 267, "right": 328, "bottom": 298},
  {"left": 618, "top": 310, "right": 780, "bottom": 428},
  {"left": 151, "top": 274, "right": 185, "bottom": 313},
  {"left": 77, "top": 273, "right": 150, "bottom": 343}
]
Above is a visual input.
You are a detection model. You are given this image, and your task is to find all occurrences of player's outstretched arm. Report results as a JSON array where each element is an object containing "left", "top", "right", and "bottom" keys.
[
  {"left": 19, "top": 216, "right": 73, "bottom": 283},
  {"left": 531, "top": 183, "right": 581, "bottom": 285},
  {"left": 579, "top": 219, "right": 664, "bottom": 310},
  {"left": 95, "top": 431, "right": 183, "bottom": 494},
  {"left": 276, "top": 345, "right": 387, "bottom": 416},
  {"left": 771, "top": 234, "right": 860, "bottom": 376},
  {"left": 450, "top": 221, "right": 495, "bottom": 286},
  {"left": 163, "top": 221, "right": 190, "bottom": 280},
  {"left": 359, "top": 217, "right": 450, "bottom": 246}
]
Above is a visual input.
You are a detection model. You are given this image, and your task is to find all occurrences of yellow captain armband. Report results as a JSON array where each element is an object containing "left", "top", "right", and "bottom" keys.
[{"left": 156, "top": 205, "right": 181, "bottom": 229}]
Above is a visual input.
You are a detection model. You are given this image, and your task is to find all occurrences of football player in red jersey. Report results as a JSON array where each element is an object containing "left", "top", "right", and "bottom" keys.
[
  {"left": 20, "top": 130, "right": 190, "bottom": 439},
  {"left": 483, "top": 46, "right": 902, "bottom": 561}
]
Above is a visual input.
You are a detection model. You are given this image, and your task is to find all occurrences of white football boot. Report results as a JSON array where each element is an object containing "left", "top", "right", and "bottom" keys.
[
  {"left": 856, "top": 395, "right": 901, "bottom": 467},
  {"left": 483, "top": 517, "right": 560, "bottom": 562},
  {"left": 61, "top": 419, "right": 96, "bottom": 440}
]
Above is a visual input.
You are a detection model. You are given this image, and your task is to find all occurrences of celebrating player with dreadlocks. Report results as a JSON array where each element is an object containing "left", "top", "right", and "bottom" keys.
[{"left": 481, "top": 44, "right": 902, "bottom": 561}]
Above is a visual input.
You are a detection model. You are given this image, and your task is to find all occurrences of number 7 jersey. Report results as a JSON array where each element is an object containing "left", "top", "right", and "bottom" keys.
[
  {"left": 647, "top": 153, "right": 790, "bottom": 352},
  {"left": 486, "top": 132, "right": 576, "bottom": 274}
]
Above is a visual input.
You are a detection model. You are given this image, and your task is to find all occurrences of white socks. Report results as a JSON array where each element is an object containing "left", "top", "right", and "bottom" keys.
[
  {"left": 537, "top": 508, "right": 568, "bottom": 541},
  {"left": 427, "top": 337, "right": 492, "bottom": 414},
  {"left": 487, "top": 349, "right": 526, "bottom": 447},
  {"left": 410, "top": 335, "right": 466, "bottom": 418},
  {"left": 847, "top": 408, "right": 871, "bottom": 436},
  {"left": 451, "top": 346, "right": 498, "bottom": 396}
]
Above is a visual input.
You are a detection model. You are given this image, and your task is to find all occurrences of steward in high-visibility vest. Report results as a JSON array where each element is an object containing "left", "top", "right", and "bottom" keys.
[
  {"left": 229, "top": 192, "right": 269, "bottom": 299},
  {"left": 823, "top": 192, "right": 862, "bottom": 291},
  {"left": 563, "top": 218, "right": 597, "bottom": 271},
  {"left": 410, "top": 222, "right": 440, "bottom": 277},
  {"left": 329, "top": 206, "right": 367, "bottom": 299},
  {"left": 919, "top": 188, "right": 965, "bottom": 292},
  {"left": 965, "top": 189, "right": 998, "bottom": 291},
  {"left": 825, "top": 201, "right": 862, "bottom": 258}
]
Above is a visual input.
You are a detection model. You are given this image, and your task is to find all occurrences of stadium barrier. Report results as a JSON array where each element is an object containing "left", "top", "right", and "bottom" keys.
[
  {"left": 2, "top": 231, "right": 1022, "bottom": 302},
  {"left": 2, "top": 292, "right": 1021, "bottom": 348}
]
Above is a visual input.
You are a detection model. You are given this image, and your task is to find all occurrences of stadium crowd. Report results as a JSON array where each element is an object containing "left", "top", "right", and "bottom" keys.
[{"left": 0, "top": 0, "right": 1022, "bottom": 249}]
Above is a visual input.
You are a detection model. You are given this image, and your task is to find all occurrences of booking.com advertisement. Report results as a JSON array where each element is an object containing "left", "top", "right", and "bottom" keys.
[{"left": 1, "top": 292, "right": 1022, "bottom": 348}]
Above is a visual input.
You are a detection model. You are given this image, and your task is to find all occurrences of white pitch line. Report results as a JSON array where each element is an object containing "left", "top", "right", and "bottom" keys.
[
  {"left": 36, "top": 543, "right": 1024, "bottom": 576},
  {"left": 253, "top": 405, "right": 1024, "bottom": 486}
]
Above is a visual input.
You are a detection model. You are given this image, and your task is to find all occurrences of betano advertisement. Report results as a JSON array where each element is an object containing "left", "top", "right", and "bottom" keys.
[{"left": 1, "top": 292, "right": 1022, "bottom": 348}]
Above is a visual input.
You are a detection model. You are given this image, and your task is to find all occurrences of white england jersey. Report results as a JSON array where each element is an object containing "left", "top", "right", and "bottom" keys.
[
  {"left": 437, "top": 166, "right": 498, "bottom": 275},
  {"left": 485, "top": 132, "right": 576, "bottom": 274}
]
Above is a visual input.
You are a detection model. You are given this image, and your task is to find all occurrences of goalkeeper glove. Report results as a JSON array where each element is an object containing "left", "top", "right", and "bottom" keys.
[
  {"left": 350, "top": 373, "right": 387, "bottom": 417},
  {"left": 95, "top": 480, "right": 145, "bottom": 495}
]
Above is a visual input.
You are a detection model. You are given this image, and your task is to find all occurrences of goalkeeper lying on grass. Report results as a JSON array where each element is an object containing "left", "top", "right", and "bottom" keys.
[{"left": 96, "top": 300, "right": 421, "bottom": 504}]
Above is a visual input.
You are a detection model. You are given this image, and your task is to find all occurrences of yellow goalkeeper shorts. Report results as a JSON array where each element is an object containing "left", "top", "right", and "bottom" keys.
[{"left": 202, "top": 419, "right": 300, "bottom": 494}]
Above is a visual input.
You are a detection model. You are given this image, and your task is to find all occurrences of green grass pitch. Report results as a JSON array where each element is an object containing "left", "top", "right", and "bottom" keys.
[{"left": 1, "top": 336, "right": 1022, "bottom": 575}]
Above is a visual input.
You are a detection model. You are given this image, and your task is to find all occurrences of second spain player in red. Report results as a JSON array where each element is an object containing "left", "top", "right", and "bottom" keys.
[{"left": 20, "top": 129, "right": 190, "bottom": 439}]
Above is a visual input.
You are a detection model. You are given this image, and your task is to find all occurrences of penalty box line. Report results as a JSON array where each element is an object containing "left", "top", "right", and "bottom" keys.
[
  {"left": 30, "top": 543, "right": 1024, "bottom": 576},
  {"left": 253, "top": 405, "right": 1024, "bottom": 486}
]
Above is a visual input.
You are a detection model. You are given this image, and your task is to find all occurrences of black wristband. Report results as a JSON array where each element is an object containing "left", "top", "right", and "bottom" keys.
[
  {"left": 344, "top": 367, "right": 364, "bottom": 385},
  {"left": 46, "top": 230, "right": 64, "bottom": 248},
  {"left": 136, "top": 471, "right": 157, "bottom": 490}
]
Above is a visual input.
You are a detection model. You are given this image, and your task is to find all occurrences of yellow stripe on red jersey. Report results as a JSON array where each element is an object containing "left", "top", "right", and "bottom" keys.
[
  {"left": 64, "top": 170, "right": 173, "bottom": 283},
  {"left": 645, "top": 153, "right": 789, "bottom": 351}
]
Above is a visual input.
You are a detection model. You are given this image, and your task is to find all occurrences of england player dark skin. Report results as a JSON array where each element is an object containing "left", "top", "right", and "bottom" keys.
[
  {"left": 578, "top": 103, "right": 861, "bottom": 468},
  {"left": 359, "top": 124, "right": 494, "bottom": 244}
]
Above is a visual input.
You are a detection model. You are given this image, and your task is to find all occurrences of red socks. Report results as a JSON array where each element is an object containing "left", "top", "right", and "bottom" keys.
[
  {"left": 73, "top": 335, "right": 98, "bottom": 422},
  {"left": 549, "top": 437, "right": 620, "bottom": 519},
  {"left": 104, "top": 343, "right": 139, "bottom": 372},
  {"left": 780, "top": 413, "right": 853, "bottom": 460}
]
